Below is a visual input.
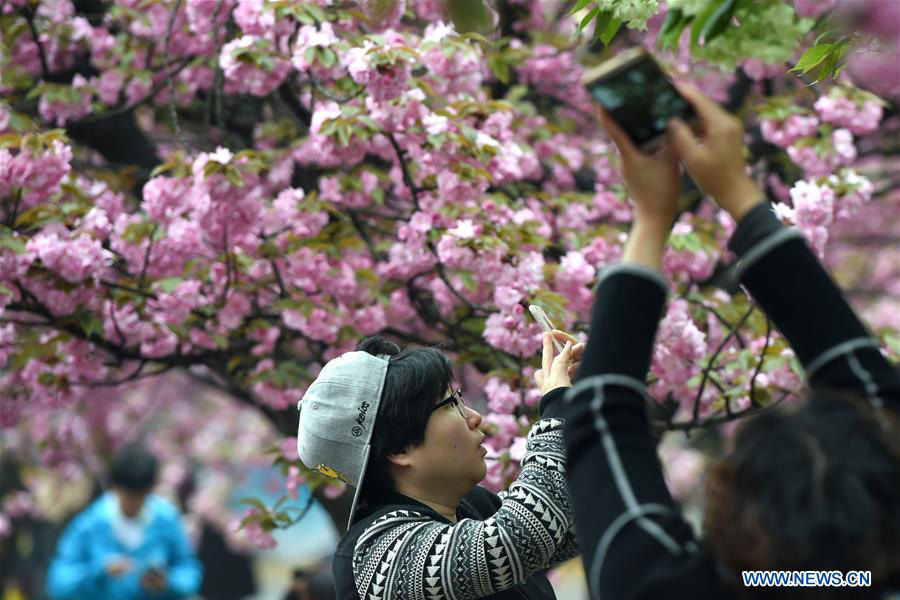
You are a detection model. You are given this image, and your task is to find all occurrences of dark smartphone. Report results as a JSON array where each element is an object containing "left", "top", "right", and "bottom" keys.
[{"left": 583, "top": 47, "right": 696, "bottom": 152}]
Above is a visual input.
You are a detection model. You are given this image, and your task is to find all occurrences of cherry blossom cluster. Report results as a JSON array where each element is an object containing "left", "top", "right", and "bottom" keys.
[{"left": 1, "top": 0, "right": 897, "bottom": 545}]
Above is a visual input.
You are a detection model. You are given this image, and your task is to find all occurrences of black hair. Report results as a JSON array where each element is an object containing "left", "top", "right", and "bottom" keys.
[
  {"left": 355, "top": 335, "right": 454, "bottom": 506},
  {"left": 704, "top": 389, "right": 900, "bottom": 597},
  {"left": 109, "top": 444, "right": 159, "bottom": 492}
]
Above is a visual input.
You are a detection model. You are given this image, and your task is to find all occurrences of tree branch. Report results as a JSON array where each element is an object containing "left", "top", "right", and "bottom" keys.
[
  {"left": 692, "top": 306, "right": 755, "bottom": 424},
  {"left": 21, "top": 6, "right": 50, "bottom": 79},
  {"left": 749, "top": 316, "right": 772, "bottom": 408},
  {"left": 669, "top": 389, "right": 791, "bottom": 432},
  {"left": 73, "top": 58, "right": 193, "bottom": 125},
  {"left": 163, "top": 0, "right": 187, "bottom": 152}
]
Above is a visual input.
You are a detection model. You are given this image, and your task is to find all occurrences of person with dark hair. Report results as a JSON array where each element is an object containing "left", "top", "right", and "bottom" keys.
[
  {"left": 46, "top": 444, "right": 203, "bottom": 599},
  {"left": 296, "top": 331, "right": 584, "bottom": 600},
  {"left": 562, "top": 81, "right": 900, "bottom": 600}
]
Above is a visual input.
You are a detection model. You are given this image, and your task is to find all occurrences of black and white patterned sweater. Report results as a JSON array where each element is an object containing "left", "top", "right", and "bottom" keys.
[{"left": 333, "top": 397, "right": 580, "bottom": 600}]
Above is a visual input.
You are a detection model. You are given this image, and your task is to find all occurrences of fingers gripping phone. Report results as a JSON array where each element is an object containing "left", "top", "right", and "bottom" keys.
[
  {"left": 529, "top": 305, "right": 565, "bottom": 354},
  {"left": 582, "top": 47, "right": 697, "bottom": 152}
]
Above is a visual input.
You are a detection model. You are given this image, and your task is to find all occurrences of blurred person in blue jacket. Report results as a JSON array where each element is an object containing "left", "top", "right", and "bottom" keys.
[{"left": 46, "top": 444, "right": 203, "bottom": 599}]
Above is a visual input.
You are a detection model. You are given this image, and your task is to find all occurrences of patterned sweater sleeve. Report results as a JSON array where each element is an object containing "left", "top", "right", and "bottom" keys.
[{"left": 352, "top": 417, "right": 573, "bottom": 600}]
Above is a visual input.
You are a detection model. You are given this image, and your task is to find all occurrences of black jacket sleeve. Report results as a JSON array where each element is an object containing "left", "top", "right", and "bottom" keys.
[
  {"left": 562, "top": 202, "right": 899, "bottom": 600},
  {"left": 561, "top": 264, "right": 727, "bottom": 600},
  {"left": 728, "top": 202, "right": 899, "bottom": 411}
]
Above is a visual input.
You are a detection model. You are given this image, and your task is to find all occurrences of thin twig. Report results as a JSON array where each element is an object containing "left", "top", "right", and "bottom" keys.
[
  {"left": 213, "top": 13, "right": 227, "bottom": 131},
  {"left": 22, "top": 6, "right": 49, "bottom": 79},
  {"left": 102, "top": 279, "right": 158, "bottom": 299},
  {"left": 387, "top": 132, "right": 482, "bottom": 314},
  {"left": 683, "top": 295, "right": 746, "bottom": 349},
  {"left": 386, "top": 133, "right": 422, "bottom": 210},
  {"left": 0, "top": 316, "right": 48, "bottom": 326},
  {"left": 270, "top": 259, "right": 287, "bottom": 298},
  {"left": 138, "top": 225, "right": 158, "bottom": 290},
  {"left": 204, "top": 0, "right": 227, "bottom": 136},
  {"left": 348, "top": 210, "right": 383, "bottom": 261},
  {"left": 163, "top": 0, "right": 188, "bottom": 152},
  {"left": 69, "top": 361, "right": 169, "bottom": 388},
  {"left": 669, "top": 389, "right": 791, "bottom": 432},
  {"left": 219, "top": 228, "right": 232, "bottom": 305},
  {"left": 692, "top": 306, "right": 755, "bottom": 424},
  {"left": 107, "top": 299, "right": 127, "bottom": 346},
  {"left": 5, "top": 189, "right": 22, "bottom": 229},
  {"left": 74, "top": 59, "right": 193, "bottom": 124},
  {"left": 748, "top": 316, "right": 772, "bottom": 408}
]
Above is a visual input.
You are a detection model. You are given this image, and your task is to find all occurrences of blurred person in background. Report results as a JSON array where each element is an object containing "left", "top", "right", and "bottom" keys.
[{"left": 46, "top": 444, "right": 203, "bottom": 599}]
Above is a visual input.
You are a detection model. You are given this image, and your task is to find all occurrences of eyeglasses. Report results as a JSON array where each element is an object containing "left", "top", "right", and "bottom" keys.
[{"left": 433, "top": 388, "right": 466, "bottom": 419}]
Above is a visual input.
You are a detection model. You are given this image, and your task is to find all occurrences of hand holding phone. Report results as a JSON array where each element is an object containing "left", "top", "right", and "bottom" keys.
[
  {"left": 529, "top": 305, "right": 565, "bottom": 353},
  {"left": 529, "top": 305, "right": 586, "bottom": 395},
  {"left": 583, "top": 48, "right": 684, "bottom": 224},
  {"left": 583, "top": 47, "right": 696, "bottom": 152}
]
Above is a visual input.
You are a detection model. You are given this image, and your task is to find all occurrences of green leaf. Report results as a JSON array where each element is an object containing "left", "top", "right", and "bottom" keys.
[
  {"left": 569, "top": 0, "right": 592, "bottom": 15},
  {"left": 690, "top": 0, "right": 722, "bottom": 49},
  {"left": 305, "top": 2, "right": 326, "bottom": 21},
  {"left": 579, "top": 7, "right": 599, "bottom": 33},
  {"left": 319, "top": 47, "right": 336, "bottom": 68},
  {"left": 700, "top": 0, "right": 736, "bottom": 44},
  {"left": 447, "top": 0, "right": 493, "bottom": 34},
  {"left": 240, "top": 496, "right": 268, "bottom": 511},
  {"left": 593, "top": 10, "right": 612, "bottom": 41},
  {"left": 832, "top": 61, "right": 847, "bottom": 78},
  {"left": 487, "top": 53, "right": 510, "bottom": 84},
  {"left": 818, "top": 41, "right": 850, "bottom": 83},
  {"left": 156, "top": 276, "right": 183, "bottom": 293},
  {"left": 659, "top": 8, "right": 683, "bottom": 36},
  {"left": 224, "top": 166, "right": 245, "bottom": 188},
  {"left": 212, "top": 332, "right": 228, "bottom": 349},
  {"left": 0, "top": 133, "right": 22, "bottom": 148},
  {"left": 659, "top": 11, "right": 691, "bottom": 51},
  {"left": 599, "top": 15, "right": 622, "bottom": 46},
  {"left": 77, "top": 313, "right": 103, "bottom": 338},
  {"left": 813, "top": 29, "right": 840, "bottom": 46},
  {"left": 790, "top": 43, "right": 833, "bottom": 74},
  {"left": 336, "top": 123, "right": 352, "bottom": 147},
  {"left": 319, "top": 118, "right": 339, "bottom": 136},
  {"left": 0, "top": 234, "right": 26, "bottom": 254}
]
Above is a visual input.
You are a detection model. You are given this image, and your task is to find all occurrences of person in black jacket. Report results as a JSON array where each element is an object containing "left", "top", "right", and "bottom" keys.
[{"left": 562, "top": 82, "right": 900, "bottom": 600}]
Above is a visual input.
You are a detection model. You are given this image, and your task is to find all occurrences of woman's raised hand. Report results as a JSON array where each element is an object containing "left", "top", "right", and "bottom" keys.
[
  {"left": 596, "top": 105, "right": 681, "bottom": 229},
  {"left": 667, "top": 83, "right": 764, "bottom": 221}
]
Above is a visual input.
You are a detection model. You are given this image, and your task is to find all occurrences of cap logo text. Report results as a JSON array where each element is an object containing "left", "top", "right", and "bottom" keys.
[{"left": 352, "top": 401, "right": 370, "bottom": 436}]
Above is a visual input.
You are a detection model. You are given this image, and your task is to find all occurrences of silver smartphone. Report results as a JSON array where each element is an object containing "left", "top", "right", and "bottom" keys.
[{"left": 528, "top": 305, "right": 564, "bottom": 353}]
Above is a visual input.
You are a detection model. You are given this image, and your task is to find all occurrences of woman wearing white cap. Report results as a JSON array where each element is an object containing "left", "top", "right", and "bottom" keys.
[{"left": 297, "top": 331, "right": 583, "bottom": 600}]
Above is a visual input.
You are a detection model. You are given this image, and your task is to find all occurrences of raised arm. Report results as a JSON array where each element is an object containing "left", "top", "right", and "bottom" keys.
[
  {"left": 562, "top": 106, "right": 725, "bottom": 600},
  {"left": 670, "top": 84, "right": 899, "bottom": 412}
]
